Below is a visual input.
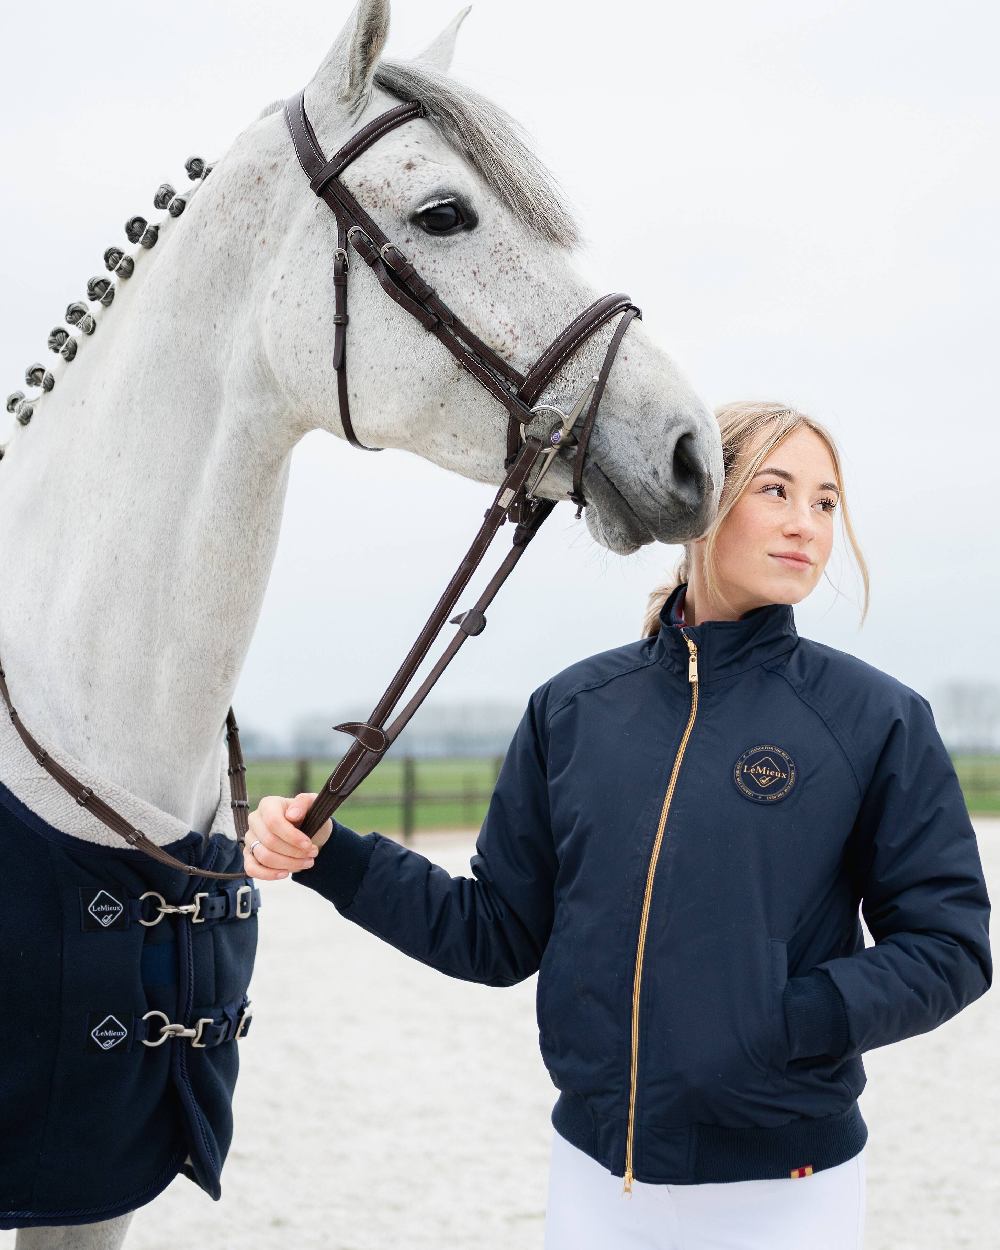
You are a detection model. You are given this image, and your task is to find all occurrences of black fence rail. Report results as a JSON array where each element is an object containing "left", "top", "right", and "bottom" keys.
[{"left": 247, "top": 755, "right": 506, "bottom": 843}]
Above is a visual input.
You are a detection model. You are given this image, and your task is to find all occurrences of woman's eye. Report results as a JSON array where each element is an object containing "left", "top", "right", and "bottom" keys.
[
  {"left": 762, "top": 482, "right": 837, "bottom": 513},
  {"left": 411, "top": 198, "right": 477, "bottom": 236}
]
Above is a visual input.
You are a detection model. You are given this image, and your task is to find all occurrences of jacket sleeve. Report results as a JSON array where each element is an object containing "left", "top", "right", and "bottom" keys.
[
  {"left": 782, "top": 690, "right": 992, "bottom": 1064},
  {"left": 290, "top": 687, "right": 558, "bottom": 987}
]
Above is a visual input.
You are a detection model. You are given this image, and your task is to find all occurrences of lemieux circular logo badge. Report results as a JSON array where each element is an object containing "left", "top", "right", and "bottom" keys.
[{"left": 732, "top": 744, "right": 797, "bottom": 803}]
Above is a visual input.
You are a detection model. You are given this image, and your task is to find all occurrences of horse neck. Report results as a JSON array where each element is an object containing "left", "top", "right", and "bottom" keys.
[{"left": 0, "top": 157, "right": 294, "bottom": 840}]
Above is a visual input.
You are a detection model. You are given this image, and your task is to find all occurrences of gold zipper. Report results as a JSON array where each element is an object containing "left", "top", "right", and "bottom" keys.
[{"left": 622, "top": 628, "right": 699, "bottom": 1195}]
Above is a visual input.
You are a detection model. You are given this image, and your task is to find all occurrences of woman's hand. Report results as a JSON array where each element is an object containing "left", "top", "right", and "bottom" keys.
[{"left": 243, "top": 791, "right": 333, "bottom": 881}]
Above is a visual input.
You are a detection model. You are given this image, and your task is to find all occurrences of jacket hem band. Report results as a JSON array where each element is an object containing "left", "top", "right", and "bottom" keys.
[{"left": 551, "top": 1088, "right": 868, "bottom": 1185}]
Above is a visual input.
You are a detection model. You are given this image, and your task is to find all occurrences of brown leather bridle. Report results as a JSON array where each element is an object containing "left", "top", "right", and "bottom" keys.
[
  {"left": 282, "top": 88, "right": 641, "bottom": 839},
  {"left": 0, "top": 86, "right": 641, "bottom": 872}
]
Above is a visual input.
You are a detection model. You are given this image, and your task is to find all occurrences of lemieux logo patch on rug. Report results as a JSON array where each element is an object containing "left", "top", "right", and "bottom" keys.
[
  {"left": 87, "top": 890, "right": 125, "bottom": 928},
  {"left": 80, "top": 887, "right": 129, "bottom": 931},
  {"left": 89, "top": 1014, "right": 129, "bottom": 1052},
  {"left": 732, "top": 744, "right": 797, "bottom": 803}
]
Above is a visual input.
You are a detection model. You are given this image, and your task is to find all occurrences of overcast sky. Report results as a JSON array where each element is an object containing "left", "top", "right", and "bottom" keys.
[{"left": 1, "top": 1, "right": 997, "bottom": 746}]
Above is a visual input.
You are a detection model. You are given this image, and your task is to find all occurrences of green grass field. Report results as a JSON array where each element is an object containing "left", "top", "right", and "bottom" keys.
[
  {"left": 246, "top": 752, "right": 1000, "bottom": 837},
  {"left": 247, "top": 755, "right": 504, "bottom": 835},
  {"left": 954, "top": 754, "right": 1000, "bottom": 816}
]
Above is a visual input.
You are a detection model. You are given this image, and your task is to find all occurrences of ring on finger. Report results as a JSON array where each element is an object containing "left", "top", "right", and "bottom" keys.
[{"left": 248, "top": 838, "right": 264, "bottom": 863}]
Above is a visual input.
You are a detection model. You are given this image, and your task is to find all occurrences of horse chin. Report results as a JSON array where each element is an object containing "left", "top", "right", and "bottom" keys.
[{"left": 581, "top": 463, "right": 656, "bottom": 555}]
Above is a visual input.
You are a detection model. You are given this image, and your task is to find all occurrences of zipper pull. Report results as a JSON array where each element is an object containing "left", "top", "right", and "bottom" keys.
[
  {"left": 622, "top": 1168, "right": 634, "bottom": 1197},
  {"left": 682, "top": 632, "right": 698, "bottom": 684}
]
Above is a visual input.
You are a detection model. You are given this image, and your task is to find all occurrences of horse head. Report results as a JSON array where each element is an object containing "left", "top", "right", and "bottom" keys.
[{"left": 255, "top": 0, "right": 721, "bottom": 553}]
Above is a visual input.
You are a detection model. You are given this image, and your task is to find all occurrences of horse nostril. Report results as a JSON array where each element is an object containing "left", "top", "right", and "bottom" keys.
[{"left": 673, "top": 431, "right": 704, "bottom": 500}]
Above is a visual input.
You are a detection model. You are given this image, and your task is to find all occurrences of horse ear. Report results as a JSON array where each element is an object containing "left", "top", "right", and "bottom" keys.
[
  {"left": 307, "top": 0, "right": 391, "bottom": 120},
  {"left": 414, "top": 5, "right": 472, "bottom": 72}
]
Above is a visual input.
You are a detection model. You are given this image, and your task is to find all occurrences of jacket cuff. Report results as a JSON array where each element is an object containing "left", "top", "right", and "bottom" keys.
[
  {"left": 290, "top": 818, "right": 379, "bottom": 911},
  {"left": 782, "top": 969, "right": 851, "bottom": 1062}
]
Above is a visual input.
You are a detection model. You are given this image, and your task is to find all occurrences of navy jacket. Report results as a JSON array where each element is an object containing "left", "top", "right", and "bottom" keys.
[{"left": 294, "top": 581, "right": 992, "bottom": 1185}]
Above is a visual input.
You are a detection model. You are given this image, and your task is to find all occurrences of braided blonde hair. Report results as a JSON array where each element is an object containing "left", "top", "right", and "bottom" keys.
[{"left": 640, "top": 401, "right": 869, "bottom": 636}]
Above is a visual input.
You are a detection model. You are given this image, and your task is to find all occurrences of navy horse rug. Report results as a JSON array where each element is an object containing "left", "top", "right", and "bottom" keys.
[{"left": 0, "top": 779, "right": 258, "bottom": 1229}]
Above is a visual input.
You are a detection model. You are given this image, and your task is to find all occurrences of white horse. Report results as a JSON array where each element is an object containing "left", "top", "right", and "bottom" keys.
[{"left": 0, "top": 1, "right": 722, "bottom": 1245}]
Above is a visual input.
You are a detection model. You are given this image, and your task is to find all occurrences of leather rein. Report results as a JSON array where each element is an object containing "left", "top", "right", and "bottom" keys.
[{"left": 0, "top": 87, "right": 641, "bottom": 873}]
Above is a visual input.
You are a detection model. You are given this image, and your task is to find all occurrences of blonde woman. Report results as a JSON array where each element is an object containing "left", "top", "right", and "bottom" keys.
[{"left": 245, "top": 402, "right": 991, "bottom": 1249}]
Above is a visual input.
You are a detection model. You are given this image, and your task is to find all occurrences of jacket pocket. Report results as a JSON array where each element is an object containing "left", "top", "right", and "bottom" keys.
[
  {"left": 535, "top": 906, "right": 625, "bottom": 1096},
  {"left": 643, "top": 924, "right": 787, "bottom": 1121},
  {"left": 767, "top": 937, "right": 790, "bottom": 1073},
  {"left": 535, "top": 905, "right": 570, "bottom": 1046}
]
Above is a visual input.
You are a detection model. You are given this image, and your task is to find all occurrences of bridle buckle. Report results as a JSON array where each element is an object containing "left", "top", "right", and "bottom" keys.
[
  {"left": 346, "top": 224, "right": 374, "bottom": 252},
  {"left": 380, "top": 241, "right": 409, "bottom": 271}
]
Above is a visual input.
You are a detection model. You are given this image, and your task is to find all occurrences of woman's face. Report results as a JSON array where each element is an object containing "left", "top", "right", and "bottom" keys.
[{"left": 698, "top": 426, "right": 840, "bottom": 611}]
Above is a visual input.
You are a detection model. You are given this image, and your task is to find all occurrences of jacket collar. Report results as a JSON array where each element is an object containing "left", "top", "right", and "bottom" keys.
[{"left": 654, "top": 582, "right": 798, "bottom": 683}]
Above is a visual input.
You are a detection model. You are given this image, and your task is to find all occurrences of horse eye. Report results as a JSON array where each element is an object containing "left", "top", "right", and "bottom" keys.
[{"left": 412, "top": 197, "right": 477, "bottom": 236}]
